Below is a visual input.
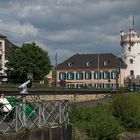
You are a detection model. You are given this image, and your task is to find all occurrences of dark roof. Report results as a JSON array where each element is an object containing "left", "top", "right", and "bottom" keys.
[
  {"left": 5, "top": 39, "right": 18, "bottom": 59},
  {"left": 57, "top": 53, "right": 127, "bottom": 69},
  {"left": 0, "top": 33, "right": 6, "bottom": 39}
]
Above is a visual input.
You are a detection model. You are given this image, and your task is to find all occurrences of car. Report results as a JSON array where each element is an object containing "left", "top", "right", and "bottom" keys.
[{"left": 129, "top": 85, "right": 140, "bottom": 92}]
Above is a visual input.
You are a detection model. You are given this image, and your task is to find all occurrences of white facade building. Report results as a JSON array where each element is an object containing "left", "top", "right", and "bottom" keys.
[
  {"left": 0, "top": 33, "right": 17, "bottom": 82},
  {"left": 120, "top": 28, "right": 140, "bottom": 78}
]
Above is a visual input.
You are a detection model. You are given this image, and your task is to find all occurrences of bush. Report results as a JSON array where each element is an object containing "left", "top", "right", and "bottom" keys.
[
  {"left": 70, "top": 105, "right": 123, "bottom": 140},
  {"left": 86, "top": 112, "right": 124, "bottom": 140},
  {"left": 112, "top": 93, "right": 140, "bottom": 129}
]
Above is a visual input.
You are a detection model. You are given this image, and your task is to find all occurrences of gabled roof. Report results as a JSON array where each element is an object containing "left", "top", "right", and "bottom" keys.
[
  {"left": 5, "top": 39, "right": 18, "bottom": 59},
  {"left": 57, "top": 53, "right": 127, "bottom": 69},
  {"left": 0, "top": 33, "right": 6, "bottom": 39}
]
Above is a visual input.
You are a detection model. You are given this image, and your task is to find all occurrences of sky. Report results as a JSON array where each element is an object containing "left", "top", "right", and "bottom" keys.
[{"left": 0, "top": 0, "right": 140, "bottom": 66}]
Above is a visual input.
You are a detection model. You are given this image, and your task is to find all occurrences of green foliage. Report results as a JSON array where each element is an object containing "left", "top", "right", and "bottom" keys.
[
  {"left": 70, "top": 104, "right": 123, "bottom": 140},
  {"left": 112, "top": 93, "right": 140, "bottom": 129},
  {"left": 52, "top": 67, "right": 57, "bottom": 79},
  {"left": 7, "top": 42, "right": 52, "bottom": 81}
]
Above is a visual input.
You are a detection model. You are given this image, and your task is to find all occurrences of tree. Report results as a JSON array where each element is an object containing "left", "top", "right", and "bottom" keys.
[{"left": 7, "top": 42, "right": 52, "bottom": 81}]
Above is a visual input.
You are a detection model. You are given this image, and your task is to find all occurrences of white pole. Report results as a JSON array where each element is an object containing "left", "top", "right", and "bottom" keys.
[{"left": 98, "top": 53, "right": 99, "bottom": 88}]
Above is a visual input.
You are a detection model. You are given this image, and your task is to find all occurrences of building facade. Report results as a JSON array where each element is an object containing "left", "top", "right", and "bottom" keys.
[
  {"left": 57, "top": 53, "right": 127, "bottom": 88},
  {"left": 120, "top": 28, "right": 140, "bottom": 78},
  {"left": 0, "top": 33, "right": 17, "bottom": 82}
]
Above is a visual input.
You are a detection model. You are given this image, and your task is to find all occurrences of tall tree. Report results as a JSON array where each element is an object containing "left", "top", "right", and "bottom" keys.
[{"left": 7, "top": 42, "right": 51, "bottom": 81}]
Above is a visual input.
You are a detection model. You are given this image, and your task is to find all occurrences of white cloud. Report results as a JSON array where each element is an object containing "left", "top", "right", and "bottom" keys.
[
  {"left": 0, "top": 21, "right": 38, "bottom": 37},
  {"left": 0, "top": 0, "right": 140, "bottom": 65}
]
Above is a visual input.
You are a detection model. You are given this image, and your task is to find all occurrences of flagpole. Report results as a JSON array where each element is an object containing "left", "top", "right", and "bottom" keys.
[
  {"left": 98, "top": 53, "right": 99, "bottom": 88},
  {"left": 55, "top": 52, "right": 57, "bottom": 67}
]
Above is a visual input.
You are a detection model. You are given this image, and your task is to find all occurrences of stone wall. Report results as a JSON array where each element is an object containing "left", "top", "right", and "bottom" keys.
[{"left": 34, "top": 93, "right": 106, "bottom": 102}]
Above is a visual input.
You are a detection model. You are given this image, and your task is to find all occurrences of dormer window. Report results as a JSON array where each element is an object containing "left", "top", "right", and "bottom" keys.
[
  {"left": 104, "top": 61, "right": 109, "bottom": 66},
  {"left": 87, "top": 61, "right": 91, "bottom": 67},
  {"left": 68, "top": 62, "right": 72, "bottom": 67}
]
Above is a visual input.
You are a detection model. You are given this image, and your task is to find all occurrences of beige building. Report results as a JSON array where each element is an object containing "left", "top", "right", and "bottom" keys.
[
  {"left": 57, "top": 53, "right": 127, "bottom": 88},
  {"left": 0, "top": 33, "right": 17, "bottom": 82}
]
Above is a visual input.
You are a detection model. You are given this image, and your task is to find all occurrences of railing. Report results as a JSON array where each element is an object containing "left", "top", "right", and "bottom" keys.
[{"left": 0, "top": 96, "right": 69, "bottom": 134}]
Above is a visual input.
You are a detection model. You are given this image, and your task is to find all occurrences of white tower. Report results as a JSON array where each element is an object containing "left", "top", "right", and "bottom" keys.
[{"left": 120, "top": 28, "right": 140, "bottom": 78}]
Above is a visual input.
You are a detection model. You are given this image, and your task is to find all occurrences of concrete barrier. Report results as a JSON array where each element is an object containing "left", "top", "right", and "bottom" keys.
[{"left": 0, "top": 124, "right": 72, "bottom": 140}]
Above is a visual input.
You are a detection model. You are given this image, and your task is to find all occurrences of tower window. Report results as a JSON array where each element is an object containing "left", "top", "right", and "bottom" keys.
[
  {"left": 128, "top": 47, "right": 131, "bottom": 51},
  {"left": 130, "top": 70, "right": 134, "bottom": 76},
  {"left": 130, "top": 59, "right": 133, "bottom": 64}
]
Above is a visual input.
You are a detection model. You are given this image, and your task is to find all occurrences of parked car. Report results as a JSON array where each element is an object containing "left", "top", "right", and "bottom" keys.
[{"left": 129, "top": 85, "right": 140, "bottom": 92}]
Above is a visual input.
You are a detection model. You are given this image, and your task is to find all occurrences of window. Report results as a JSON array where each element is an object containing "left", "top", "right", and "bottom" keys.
[
  {"left": 103, "top": 71, "right": 110, "bottom": 79},
  {"left": 87, "top": 61, "right": 91, "bottom": 67},
  {"left": 130, "top": 70, "right": 134, "bottom": 76},
  {"left": 85, "top": 72, "right": 92, "bottom": 79},
  {"left": 111, "top": 71, "right": 116, "bottom": 79},
  {"left": 130, "top": 59, "right": 133, "bottom": 64},
  {"left": 68, "top": 62, "right": 72, "bottom": 67},
  {"left": 59, "top": 72, "right": 66, "bottom": 80},
  {"left": 94, "top": 71, "right": 101, "bottom": 79},
  {"left": 104, "top": 61, "right": 109, "bottom": 66},
  {"left": 67, "top": 72, "right": 74, "bottom": 80},
  {"left": 76, "top": 72, "right": 83, "bottom": 80}
]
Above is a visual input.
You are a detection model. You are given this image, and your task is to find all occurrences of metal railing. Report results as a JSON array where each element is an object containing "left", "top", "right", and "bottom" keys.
[{"left": 0, "top": 97, "right": 69, "bottom": 134}]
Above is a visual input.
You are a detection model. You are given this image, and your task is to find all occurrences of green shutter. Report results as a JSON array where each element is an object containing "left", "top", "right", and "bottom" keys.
[
  {"left": 59, "top": 73, "right": 61, "bottom": 80},
  {"left": 76, "top": 73, "right": 78, "bottom": 80},
  {"left": 94, "top": 72, "right": 97, "bottom": 79},
  {"left": 66, "top": 73, "right": 69, "bottom": 80},
  {"left": 99, "top": 72, "right": 101, "bottom": 79},
  {"left": 81, "top": 73, "right": 83, "bottom": 79},
  {"left": 64, "top": 73, "right": 66, "bottom": 80},
  {"left": 72, "top": 73, "right": 74, "bottom": 80}
]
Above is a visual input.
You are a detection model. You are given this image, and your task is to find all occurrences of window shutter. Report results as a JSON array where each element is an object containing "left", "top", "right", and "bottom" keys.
[
  {"left": 59, "top": 73, "right": 61, "bottom": 80},
  {"left": 94, "top": 72, "right": 96, "bottom": 79},
  {"left": 76, "top": 73, "right": 78, "bottom": 80},
  {"left": 64, "top": 73, "right": 66, "bottom": 80},
  {"left": 66, "top": 73, "right": 69, "bottom": 80},
  {"left": 111, "top": 71, "right": 113, "bottom": 79},
  {"left": 99, "top": 72, "right": 101, "bottom": 79},
  {"left": 72, "top": 73, "right": 74, "bottom": 80},
  {"left": 81, "top": 73, "right": 83, "bottom": 79}
]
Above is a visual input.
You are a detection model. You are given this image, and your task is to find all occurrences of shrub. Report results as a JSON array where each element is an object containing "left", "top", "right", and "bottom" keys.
[
  {"left": 111, "top": 93, "right": 140, "bottom": 129},
  {"left": 87, "top": 112, "right": 124, "bottom": 140},
  {"left": 70, "top": 104, "right": 123, "bottom": 140}
]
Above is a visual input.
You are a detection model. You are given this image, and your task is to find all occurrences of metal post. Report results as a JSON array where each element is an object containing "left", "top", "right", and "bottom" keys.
[
  {"left": 38, "top": 102, "right": 42, "bottom": 128},
  {"left": 21, "top": 95, "right": 26, "bottom": 127},
  {"left": 15, "top": 104, "right": 18, "bottom": 132},
  {"left": 18, "top": 80, "right": 30, "bottom": 128},
  {"left": 59, "top": 102, "right": 62, "bottom": 124},
  {"left": 97, "top": 53, "right": 100, "bottom": 88}
]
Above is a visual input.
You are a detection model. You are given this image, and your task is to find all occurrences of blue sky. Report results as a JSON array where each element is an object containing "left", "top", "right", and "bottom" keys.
[{"left": 0, "top": 0, "right": 140, "bottom": 65}]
